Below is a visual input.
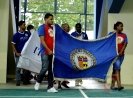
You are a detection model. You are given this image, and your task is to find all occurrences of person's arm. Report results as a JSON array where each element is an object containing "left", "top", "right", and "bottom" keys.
[
  {"left": 38, "top": 25, "right": 53, "bottom": 55},
  {"left": 119, "top": 34, "right": 128, "bottom": 56},
  {"left": 11, "top": 44, "right": 21, "bottom": 56},
  {"left": 40, "top": 36, "right": 53, "bottom": 55},
  {"left": 119, "top": 43, "right": 127, "bottom": 56},
  {"left": 11, "top": 34, "right": 21, "bottom": 56},
  {"left": 85, "top": 33, "right": 88, "bottom": 40}
]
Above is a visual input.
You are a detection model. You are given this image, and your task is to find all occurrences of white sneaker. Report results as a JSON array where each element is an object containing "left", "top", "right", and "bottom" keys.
[
  {"left": 34, "top": 82, "right": 40, "bottom": 90},
  {"left": 47, "top": 87, "right": 58, "bottom": 93}
]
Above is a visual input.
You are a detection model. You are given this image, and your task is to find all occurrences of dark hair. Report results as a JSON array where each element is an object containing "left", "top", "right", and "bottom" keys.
[
  {"left": 61, "top": 23, "right": 68, "bottom": 28},
  {"left": 75, "top": 23, "right": 81, "bottom": 28},
  {"left": 18, "top": 20, "right": 25, "bottom": 27},
  {"left": 44, "top": 13, "right": 53, "bottom": 20},
  {"left": 27, "top": 25, "right": 34, "bottom": 31},
  {"left": 113, "top": 21, "right": 123, "bottom": 30}
]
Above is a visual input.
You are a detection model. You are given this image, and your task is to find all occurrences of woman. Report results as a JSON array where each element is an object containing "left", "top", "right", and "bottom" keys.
[{"left": 108, "top": 21, "right": 128, "bottom": 91}]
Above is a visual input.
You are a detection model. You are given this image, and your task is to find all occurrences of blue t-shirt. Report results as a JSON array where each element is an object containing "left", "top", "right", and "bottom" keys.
[
  {"left": 12, "top": 31, "right": 31, "bottom": 57},
  {"left": 38, "top": 24, "right": 45, "bottom": 55},
  {"left": 71, "top": 31, "right": 88, "bottom": 40}
]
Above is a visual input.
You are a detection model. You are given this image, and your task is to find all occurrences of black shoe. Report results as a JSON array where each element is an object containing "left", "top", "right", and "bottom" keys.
[
  {"left": 23, "top": 80, "right": 31, "bottom": 85},
  {"left": 61, "top": 82, "right": 69, "bottom": 88},
  {"left": 16, "top": 81, "right": 20, "bottom": 86},
  {"left": 58, "top": 86, "right": 62, "bottom": 90},
  {"left": 110, "top": 87, "right": 118, "bottom": 90},
  {"left": 118, "top": 87, "right": 124, "bottom": 91}
]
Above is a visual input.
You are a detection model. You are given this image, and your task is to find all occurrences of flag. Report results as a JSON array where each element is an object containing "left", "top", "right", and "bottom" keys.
[
  {"left": 53, "top": 24, "right": 117, "bottom": 80},
  {"left": 17, "top": 29, "right": 42, "bottom": 73}
]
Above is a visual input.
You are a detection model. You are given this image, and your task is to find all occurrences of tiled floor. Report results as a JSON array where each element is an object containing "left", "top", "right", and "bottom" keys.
[
  {"left": 0, "top": 79, "right": 133, "bottom": 90},
  {"left": 0, "top": 79, "right": 133, "bottom": 97}
]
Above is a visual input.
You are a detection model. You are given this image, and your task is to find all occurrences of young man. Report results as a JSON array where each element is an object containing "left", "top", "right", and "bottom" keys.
[
  {"left": 12, "top": 21, "right": 31, "bottom": 86},
  {"left": 27, "top": 25, "right": 34, "bottom": 33},
  {"left": 71, "top": 23, "right": 88, "bottom": 86},
  {"left": 34, "top": 13, "right": 58, "bottom": 93}
]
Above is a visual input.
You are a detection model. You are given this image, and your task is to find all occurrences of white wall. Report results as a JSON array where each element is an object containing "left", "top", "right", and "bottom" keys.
[
  {"left": 107, "top": 0, "right": 133, "bottom": 85},
  {"left": 0, "top": 0, "right": 9, "bottom": 83}
]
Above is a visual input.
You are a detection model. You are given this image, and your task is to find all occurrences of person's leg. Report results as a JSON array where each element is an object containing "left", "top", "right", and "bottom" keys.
[
  {"left": 115, "top": 70, "right": 121, "bottom": 88},
  {"left": 58, "top": 81, "right": 62, "bottom": 89},
  {"left": 113, "top": 56, "right": 124, "bottom": 90},
  {"left": 111, "top": 69, "right": 116, "bottom": 88},
  {"left": 47, "top": 55, "right": 58, "bottom": 92},
  {"left": 61, "top": 81, "right": 70, "bottom": 88},
  {"left": 79, "top": 79, "right": 83, "bottom": 84},
  {"left": 47, "top": 55, "right": 53, "bottom": 89},
  {"left": 15, "top": 57, "right": 21, "bottom": 86},
  {"left": 118, "top": 56, "right": 124, "bottom": 90},
  {"left": 34, "top": 54, "right": 49, "bottom": 90},
  {"left": 75, "top": 79, "right": 79, "bottom": 86},
  {"left": 23, "top": 70, "right": 31, "bottom": 84},
  {"left": 37, "top": 54, "right": 49, "bottom": 83}
]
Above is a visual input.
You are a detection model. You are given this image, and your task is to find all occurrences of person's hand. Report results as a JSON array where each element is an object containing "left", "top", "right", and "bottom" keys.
[
  {"left": 48, "top": 50, "right": 53, "bottom": 55},
  {"left": 118, "top": 51, "right": 122, "bottom": 56},
  {"left": 77, "top": 33, "right": 81, "bottom": 37},
  {"left": 16, "top": 53, "right": 21, "bottom": 56}
]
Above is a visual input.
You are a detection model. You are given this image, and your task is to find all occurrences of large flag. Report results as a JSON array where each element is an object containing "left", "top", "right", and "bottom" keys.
[
  {"left": 17, "top": 24, "right": 117, "bottom": 80},
  {"left": 53, "top": 24, "right": 117, "bottom": 80},
  {"left": 17, "top": 29, "right": 42, "bottom": 73}
]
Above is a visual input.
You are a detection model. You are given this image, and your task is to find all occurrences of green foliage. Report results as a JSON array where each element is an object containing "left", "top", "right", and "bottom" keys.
[{"left": 21, "top": 0, "right": 94, "bottom": 31}]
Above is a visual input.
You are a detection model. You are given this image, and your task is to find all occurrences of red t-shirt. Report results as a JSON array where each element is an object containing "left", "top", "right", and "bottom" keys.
[
  {"left": 44, "top": 25, "right": 54, "bottom": 54},
  {"left": 108, "top": 32, "right": 128, "bottom": 55},
  {"left": 117, "top": 33, "right": 128, "bottom": 55}
]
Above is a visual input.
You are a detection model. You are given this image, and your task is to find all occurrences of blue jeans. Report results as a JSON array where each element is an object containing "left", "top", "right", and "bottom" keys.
[
  {"left": 37, "top": 54, "right": 53, "bottom": 89},
  {"left": 16, "top": 57, "right": 31, "bottom": 82},
  {"left": 113, "top": 56, "right": 124, "bottom": 70},
  {"left": 15, "top": 57, "right": 21, "bottom": 81}
]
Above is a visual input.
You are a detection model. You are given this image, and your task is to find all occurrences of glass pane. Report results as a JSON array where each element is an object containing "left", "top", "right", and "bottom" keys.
[
  {"left": 25, "top": 13, "right": 44, "bottom": 29},
  {"left": 20, "top": 13, "right": 24, "bottom": 21},
  {"left": 87, "top": 0, "right": 94, "bottom": 14},
  {"left": 86, "top": 15, "right": 94, "bottom": 39},
  {"left": 80, "top": 15, "right": 85, "bottom": 31},
  {"left": 54, "top": 14, "right": 80, "bottom": 32},
  {"left": 57, "top": 0, "right": 84, "bottom": 13},
  {"left": 27, "top": 0, "right": 54, "bottom": 12},
  {"left": 21, "top": 0, "right": 24, "bottom": 12},
  {"left": 86, "top": 15, "right": 94, "bottom": 30}
]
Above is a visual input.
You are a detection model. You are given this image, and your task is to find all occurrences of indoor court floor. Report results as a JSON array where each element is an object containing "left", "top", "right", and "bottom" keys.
[{"left": 0, "top": 79, "right": 133, "bottom": 98}]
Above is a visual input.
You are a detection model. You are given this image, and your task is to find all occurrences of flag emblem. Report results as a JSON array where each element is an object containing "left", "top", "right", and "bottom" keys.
[{"left": 70, "top": 49, "right": 96, "bottom": 71}]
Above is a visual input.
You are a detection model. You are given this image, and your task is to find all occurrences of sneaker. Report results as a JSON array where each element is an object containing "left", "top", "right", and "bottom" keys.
[
  {"left": 47, "top": 87, "right": 58, "bottom": 93},
  {"left": 34, "top": 82, "right": 40, "bottom": 90}
]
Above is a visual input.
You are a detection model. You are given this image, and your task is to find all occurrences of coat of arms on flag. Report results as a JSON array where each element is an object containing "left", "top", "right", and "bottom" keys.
[{"left": 70, "top": 49, "right": 97, "bottom": 71}]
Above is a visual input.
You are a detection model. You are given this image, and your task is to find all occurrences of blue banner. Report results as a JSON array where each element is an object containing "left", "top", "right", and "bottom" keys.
[{"left": 53, "top": 24, "right": 117, "bottom": 80}]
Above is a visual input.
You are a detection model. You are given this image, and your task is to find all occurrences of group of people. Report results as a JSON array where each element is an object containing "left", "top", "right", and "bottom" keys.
[{"left": 11, "top": 13, "right": 128, "bottom": 92}]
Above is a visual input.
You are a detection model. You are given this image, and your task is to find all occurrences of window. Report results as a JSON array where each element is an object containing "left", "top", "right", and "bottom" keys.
[{"left": 21, "top": 0, "right": 95, "bottom": 39}]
